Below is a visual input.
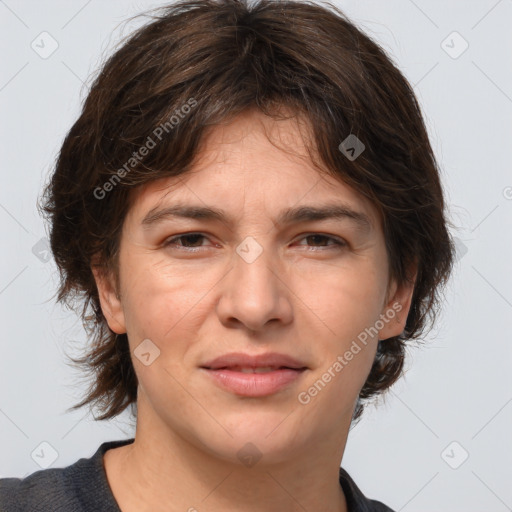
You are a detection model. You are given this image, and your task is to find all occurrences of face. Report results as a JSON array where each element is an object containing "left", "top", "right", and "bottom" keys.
[{"left": 95, "top": 108, "right": 415, "bottom": 466}]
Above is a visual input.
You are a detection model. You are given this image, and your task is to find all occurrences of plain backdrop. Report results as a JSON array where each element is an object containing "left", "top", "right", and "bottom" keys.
[{"left": 0, "top": 1, "right": 511, "bottom": 511}]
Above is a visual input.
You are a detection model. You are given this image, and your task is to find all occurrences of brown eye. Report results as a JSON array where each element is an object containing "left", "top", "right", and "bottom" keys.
[
  {"left": 296, "top": 234, "right": 346, "bottom": 250},
  {"left": 163, "top": 233, "right": 209, "bottom": 250}
]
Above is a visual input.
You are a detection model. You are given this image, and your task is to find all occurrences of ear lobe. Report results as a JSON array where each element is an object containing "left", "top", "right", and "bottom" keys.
[
  {"left": 378, "top": 265, "right": 417, "bottom": 341},
  {"left": 91, "top": 265, "right": 126, "bottom": 334}
]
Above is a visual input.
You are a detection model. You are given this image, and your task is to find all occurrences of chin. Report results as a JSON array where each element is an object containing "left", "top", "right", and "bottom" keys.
[
  {"left": 222, "top": 415, "right": 306, "bottom": 461},
  {"left": 206, "top": 435, "right": 303, "bottom": 468}
]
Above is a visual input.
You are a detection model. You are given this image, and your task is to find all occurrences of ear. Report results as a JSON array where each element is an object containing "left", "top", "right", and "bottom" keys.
[
  {"left": 91, "top": 265, "right": 126, "bottom": 334},
  {"left": 377, "top": 262, "right": 417, "bottom": 341}
]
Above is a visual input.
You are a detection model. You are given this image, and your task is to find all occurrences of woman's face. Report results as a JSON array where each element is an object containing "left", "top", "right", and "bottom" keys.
[{"left": 95, "top": 109, "right": 413, "bottom": 466}]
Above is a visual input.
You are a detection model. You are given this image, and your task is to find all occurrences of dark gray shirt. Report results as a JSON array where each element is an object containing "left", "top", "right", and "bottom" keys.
[{"left": 0, "top": 438, "right": 394, "bottom": 511}]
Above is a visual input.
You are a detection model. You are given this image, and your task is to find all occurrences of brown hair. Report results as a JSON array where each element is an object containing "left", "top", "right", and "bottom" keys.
[{"left": 39, "top": 0, "right": 455, "bottom": 422}]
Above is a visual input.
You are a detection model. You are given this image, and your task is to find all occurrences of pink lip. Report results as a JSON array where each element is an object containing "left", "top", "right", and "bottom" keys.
[
  {"left": 201, "top": 352, "right": 307, "bottom": 370},
  {"left": 203, "top": 368, "right": 306, "bottom": 397},
  {"left": 200, "top": 352, "right": 308, "bottom": 397}
]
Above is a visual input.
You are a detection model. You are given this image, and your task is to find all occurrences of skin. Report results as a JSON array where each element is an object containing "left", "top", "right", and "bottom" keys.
[{"left": 95, "top": 108, "right": 416, "bottom": 512}]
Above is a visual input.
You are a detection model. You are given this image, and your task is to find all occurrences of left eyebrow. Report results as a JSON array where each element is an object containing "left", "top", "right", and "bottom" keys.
[{"left": 141, "top": 203, "right": 373, "bottom": 234}]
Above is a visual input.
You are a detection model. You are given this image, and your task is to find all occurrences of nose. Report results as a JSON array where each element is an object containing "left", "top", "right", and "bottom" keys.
[{"left": 216, "top": 241, "right": 293, "bottom": 334}]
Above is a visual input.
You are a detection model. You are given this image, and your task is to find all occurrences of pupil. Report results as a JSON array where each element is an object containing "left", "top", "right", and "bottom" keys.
[
  {"left": 182, "top": 234, "right": 203, "bottom": 247},
  {"left": 308, "top": 235, "right": 326, "bottom": 245}
]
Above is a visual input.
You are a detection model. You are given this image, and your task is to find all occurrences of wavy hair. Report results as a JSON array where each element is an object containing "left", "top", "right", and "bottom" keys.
[{"left": 39, "top": 0, "right": 456, "bottom": 422}]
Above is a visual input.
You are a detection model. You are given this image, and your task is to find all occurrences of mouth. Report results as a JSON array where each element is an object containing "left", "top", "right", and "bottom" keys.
[
  {"left": 200, "top": 353, "right": 308, "bottom": 397},
  {"left": 204, "top": 365, "right": 305, "bottom": 373}
]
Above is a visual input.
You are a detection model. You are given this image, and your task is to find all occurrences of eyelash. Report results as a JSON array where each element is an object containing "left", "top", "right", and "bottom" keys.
[{"left": 162, "top": 233, "right": 347, "bottom": 252}]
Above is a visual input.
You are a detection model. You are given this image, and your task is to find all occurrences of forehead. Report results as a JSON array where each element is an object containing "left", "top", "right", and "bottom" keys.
[{"left": 126, "top": 109, "right": 382, "bottom": 230}]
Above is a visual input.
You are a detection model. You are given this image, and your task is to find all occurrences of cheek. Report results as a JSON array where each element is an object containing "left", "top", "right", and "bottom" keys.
[
  {"left": 119, "top": 254, "right": 222, "bottom": 366},
  {"left": 291, "top": 261, "right": 385, "bottom": 408},
  {"left": 292, "top": 258, "right": 387, "bottom": 346},
  {"left": 120, "top": 261, "right": 213, "bottom": 407}
]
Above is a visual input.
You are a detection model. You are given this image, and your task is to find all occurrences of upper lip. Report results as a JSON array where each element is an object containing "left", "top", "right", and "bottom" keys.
[{"left": 201, "top": 352, "right": 308, "bottom": 370}]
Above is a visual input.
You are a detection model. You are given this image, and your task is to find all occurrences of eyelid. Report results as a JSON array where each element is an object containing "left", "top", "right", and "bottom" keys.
[
  {"left": 162, "top": 232, "right": 216, "bottom": 250},
  {"left": 162, "top": 232, "right": 347, "bottom": 251},
  {"left": 296, "top": 232, "right": 347, "bottom": 244}
]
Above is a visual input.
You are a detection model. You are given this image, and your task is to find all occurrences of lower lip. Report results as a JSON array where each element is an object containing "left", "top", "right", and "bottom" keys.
[{"left": 202, "top": 368, "right": 306, "bottom": 397}]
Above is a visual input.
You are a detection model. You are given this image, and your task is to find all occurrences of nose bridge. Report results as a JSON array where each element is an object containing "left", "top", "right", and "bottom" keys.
[
  {"left": 235, "top": 236, "right": 276, "bottom": 292},
  {"left": 217, "top": 235, "right": 291, "bottom": 331}
]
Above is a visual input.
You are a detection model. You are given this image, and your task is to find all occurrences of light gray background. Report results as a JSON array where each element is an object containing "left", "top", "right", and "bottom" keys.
[{"left": 1, "top": 1, "right": 511, "bottom": 510}]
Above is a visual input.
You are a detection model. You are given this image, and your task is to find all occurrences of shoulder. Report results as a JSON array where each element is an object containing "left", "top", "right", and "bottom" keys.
[
  {"left": 0, "top": 438, "right": 134, "bottom": 512},
  {"left": 0, "top": 467, "right": 70, "bottom": 512},
  {"left": 339, "top": 466, "right": 395, "bottom": 512}
]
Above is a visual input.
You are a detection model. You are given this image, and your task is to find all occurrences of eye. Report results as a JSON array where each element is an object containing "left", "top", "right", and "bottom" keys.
[
  {"left": 163, "top": 233, "right": 213, "bottom": 251},
  {"left": 162, "top": 232, "right": 347, "bottom": 253},
  {"left": 295, "top": 234, "right": 347, "bottom": 250}
]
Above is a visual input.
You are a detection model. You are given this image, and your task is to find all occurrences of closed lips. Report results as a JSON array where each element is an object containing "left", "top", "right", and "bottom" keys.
[
  {"left": 211, "top": 366, "right": 306, "bottom": 373},
  {"left": 200, "top": 352, "right": 308, "bottom": 371},
  {"left": 201, "top": 353, "right": 308, "bottom": 397}
]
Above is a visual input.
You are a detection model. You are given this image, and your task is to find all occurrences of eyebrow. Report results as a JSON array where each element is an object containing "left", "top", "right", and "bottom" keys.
[{"left": 141, "top": 203, "right": 373, "bottom": 233}]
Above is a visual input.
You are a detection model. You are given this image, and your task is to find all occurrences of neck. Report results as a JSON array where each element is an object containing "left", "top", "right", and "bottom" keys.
[{"left": 104, "top": 397, "right": 350, "bottom": 512}]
